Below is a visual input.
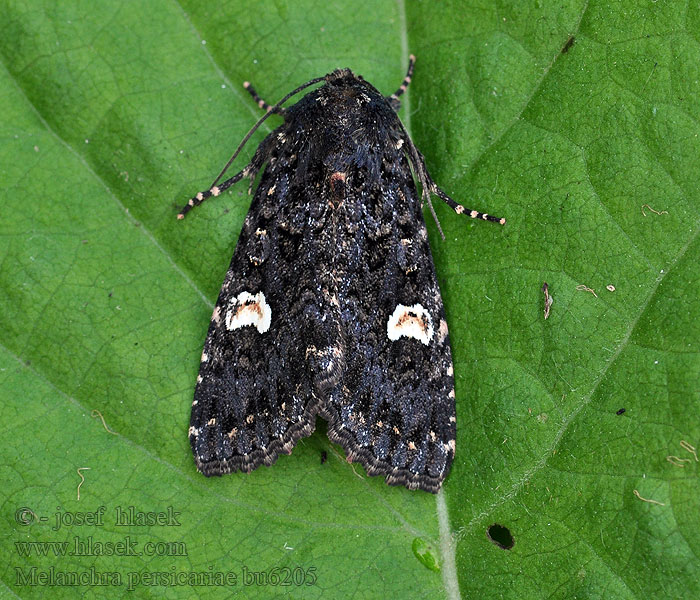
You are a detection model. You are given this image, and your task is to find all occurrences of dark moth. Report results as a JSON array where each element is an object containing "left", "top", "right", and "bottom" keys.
[{"left": 179, "top": 57, "right": 504, "bottom": 493}]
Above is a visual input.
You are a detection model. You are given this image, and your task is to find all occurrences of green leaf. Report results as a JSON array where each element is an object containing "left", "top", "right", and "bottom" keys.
[
  {"left": 1, "top": 1, "right": 698, "bottom": 598},
  {"left": 413, "top": 537, "right": 441, "bottom": 572}
]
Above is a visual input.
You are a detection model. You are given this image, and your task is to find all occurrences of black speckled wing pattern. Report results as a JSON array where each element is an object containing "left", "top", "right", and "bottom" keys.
[{"left": 188, "top": 68, "right": 457, "bottom": 493}]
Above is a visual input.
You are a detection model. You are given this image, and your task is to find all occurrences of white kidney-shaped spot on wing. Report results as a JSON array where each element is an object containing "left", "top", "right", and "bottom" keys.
[
  {"left": 387, "top": 303, "right": 433, "bottom": 345},
  {"left": 225, "top": 291, "right": 271, "bottom": 334}
]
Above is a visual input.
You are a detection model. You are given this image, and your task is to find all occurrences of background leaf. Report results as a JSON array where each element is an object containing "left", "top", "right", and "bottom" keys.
[{"left": 1, "top": 1, "right": 698, "bottom": 598}]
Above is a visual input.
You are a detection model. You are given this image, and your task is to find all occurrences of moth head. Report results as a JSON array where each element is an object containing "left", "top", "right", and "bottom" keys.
[{"left": 325, "top": 68, "right": 361, "bottom": 86}]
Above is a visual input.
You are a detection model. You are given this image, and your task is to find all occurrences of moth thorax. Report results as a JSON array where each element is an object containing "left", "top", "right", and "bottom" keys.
[{"left": 329, "top": 171, "right": 347, "bottom": 208}]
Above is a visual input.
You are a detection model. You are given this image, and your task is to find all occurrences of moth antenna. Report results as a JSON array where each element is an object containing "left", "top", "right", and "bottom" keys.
[
  {"left": 210, "top": 76, "right": 325, "bottom": 189},
  {"left": 243, "top": 81, "right": 287, "bottom": 116},
  {"left": 426, "top": 196, "right": 446, "bottom": 240},
  {"left": 178, "top": 75, "right": 326, "bottom": 219},
  {"left": 397, "top": 125, "right": 446, "bottom": 238},
  {"left": 389, "top": 54, "right": 416, "bottom": 103}
]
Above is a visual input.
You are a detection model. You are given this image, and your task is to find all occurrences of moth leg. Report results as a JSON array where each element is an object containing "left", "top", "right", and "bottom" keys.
[
  {"left": 177, "top": 168, "right": 248, "bottom": 219},
  {"left": 243, "top": 81, "right": 287, "bottom": 116},
  {"left": 432, "top": 184, "right": 506, "bottom": 225},
  {"left": 178, "top": 130, "right": 277, "bottom": 219},
  {"left": 402, "top": 134, "right": 506, "bottom": 228},
  {"left": 387, "top": 54, "right": 416, "bottom": 111}
]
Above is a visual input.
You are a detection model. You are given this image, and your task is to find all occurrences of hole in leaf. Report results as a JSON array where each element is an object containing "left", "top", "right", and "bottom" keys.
[{"left": 487, "top": 523, "right": 514, "bottom": 550}]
